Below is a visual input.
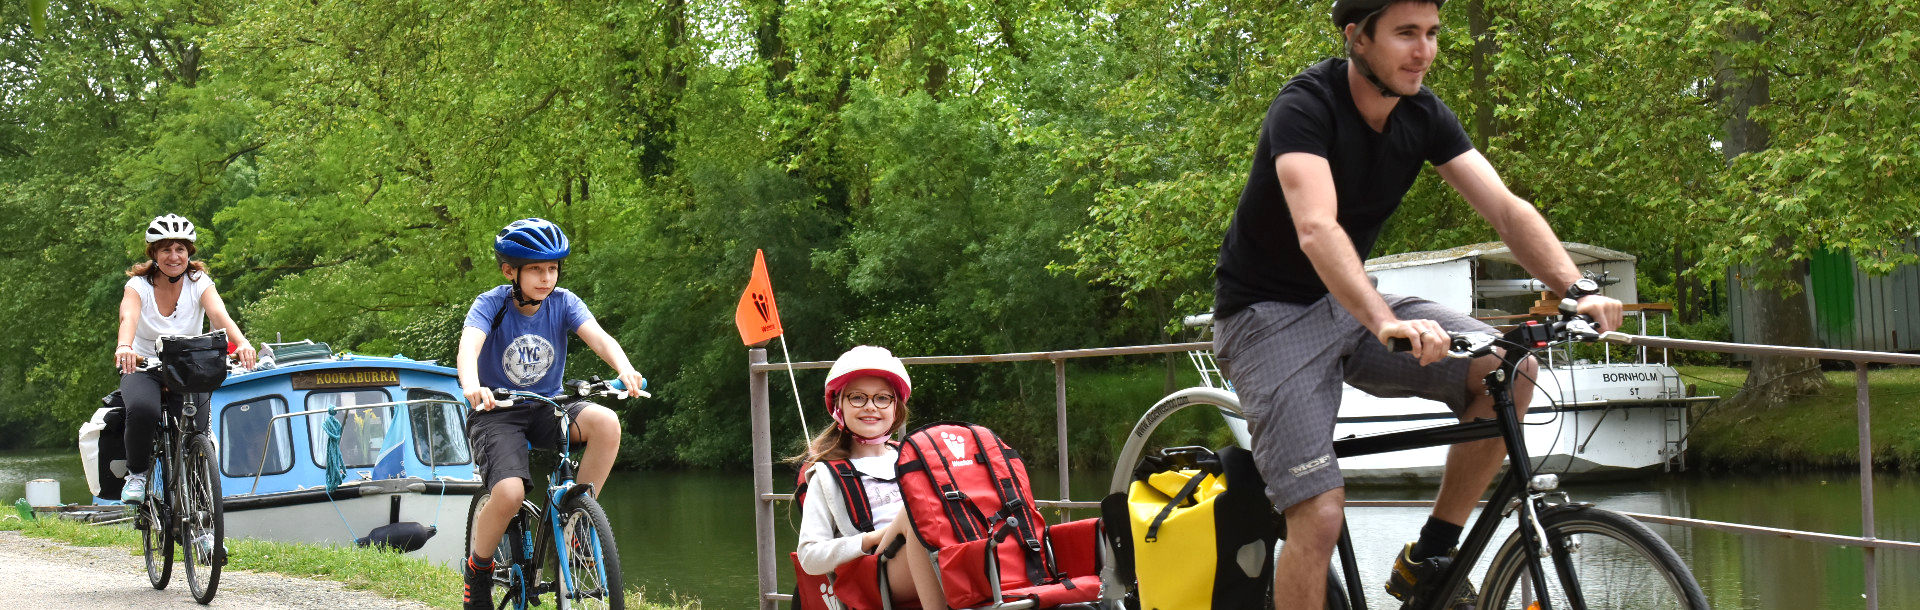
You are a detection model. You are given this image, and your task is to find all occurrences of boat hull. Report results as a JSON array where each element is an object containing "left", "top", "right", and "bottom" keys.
[{"left": 223, "top": 477, "right": 482, "bottom": 566}]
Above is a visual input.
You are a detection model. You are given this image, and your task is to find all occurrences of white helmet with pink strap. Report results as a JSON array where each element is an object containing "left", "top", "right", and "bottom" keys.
[{"left": 823, "top": 346, "right": 912, "bottom": 444}]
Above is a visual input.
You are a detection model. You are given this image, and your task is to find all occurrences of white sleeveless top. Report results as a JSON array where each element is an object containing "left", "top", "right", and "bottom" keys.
[{"left": 126, "top": 274, "right": 213, "bottom": 359}]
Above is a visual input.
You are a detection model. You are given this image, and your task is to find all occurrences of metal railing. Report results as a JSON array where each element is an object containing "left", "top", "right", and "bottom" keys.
[{"left": 747, "top": 335, "right": 1920, "bottom": 610}]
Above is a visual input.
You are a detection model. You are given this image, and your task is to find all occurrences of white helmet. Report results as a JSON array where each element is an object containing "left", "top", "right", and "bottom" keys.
[
  {"left": 824, "top": 345, "right": 912, "bottom": 407},
  {"left": 145, "top": 214, "right": 197, "bottom": 243}
]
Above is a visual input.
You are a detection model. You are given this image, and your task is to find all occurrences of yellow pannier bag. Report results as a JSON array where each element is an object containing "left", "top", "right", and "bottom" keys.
[{"left": 1102, "top": 446, "right": 1279, "bottom": 610}]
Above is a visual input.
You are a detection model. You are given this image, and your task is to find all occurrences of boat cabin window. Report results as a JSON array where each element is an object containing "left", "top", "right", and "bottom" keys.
[
  {"left": 221, "top": 395, "right": 293, "bottom": 478},
  {"left": 305, "top": 389, "right": 393, "bottom": 469},
  {"left": 407, "top": 389, "right": 471, "bottom": 466}
]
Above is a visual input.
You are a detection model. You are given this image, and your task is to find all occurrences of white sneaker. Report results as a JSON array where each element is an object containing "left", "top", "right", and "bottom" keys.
[{"left": 122, "top": 473, "right": 148, "bottom": 504}]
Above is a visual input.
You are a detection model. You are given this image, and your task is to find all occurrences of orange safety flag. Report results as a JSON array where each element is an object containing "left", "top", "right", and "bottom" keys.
[{"left": 734, "top": 249, "right": 785, "bottom": 346}]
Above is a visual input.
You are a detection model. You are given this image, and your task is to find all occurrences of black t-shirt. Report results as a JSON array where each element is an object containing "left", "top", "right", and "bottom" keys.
[{"left": 1214, "top": 58, "right": 1474, "bottom": 316}]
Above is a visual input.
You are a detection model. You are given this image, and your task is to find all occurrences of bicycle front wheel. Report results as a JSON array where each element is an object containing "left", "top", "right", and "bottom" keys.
[
  {"left": 1479, "top": 505, "right": 1708, "bottom": 610},
  {"left": 554, "top": 493, "right": 624, "bottom": 610},
  {"left": 180, "top": 433, "right": 225, "bottom": 604}
]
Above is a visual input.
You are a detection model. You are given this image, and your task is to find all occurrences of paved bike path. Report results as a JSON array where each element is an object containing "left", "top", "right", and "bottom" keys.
[{"left": 0, "top": 530, "right": 433, "bottom": 608}]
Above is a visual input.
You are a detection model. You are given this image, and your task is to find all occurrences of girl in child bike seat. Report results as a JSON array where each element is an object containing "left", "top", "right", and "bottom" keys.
[
  {"left": 112, "top": 214, "right": 257, "bottom": 504},
  {"left": 794, "top": 346, "right": 946, "bottom": 610}
]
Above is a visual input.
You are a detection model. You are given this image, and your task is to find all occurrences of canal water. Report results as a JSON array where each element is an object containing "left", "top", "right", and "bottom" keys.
[{"left": 5, "top": 450, "right": 1915, "bottom": 609}]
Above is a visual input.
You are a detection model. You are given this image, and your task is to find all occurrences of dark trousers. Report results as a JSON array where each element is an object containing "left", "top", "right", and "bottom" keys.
[{"left": 120, "top": 369, "right": 208, "bottom": 476}]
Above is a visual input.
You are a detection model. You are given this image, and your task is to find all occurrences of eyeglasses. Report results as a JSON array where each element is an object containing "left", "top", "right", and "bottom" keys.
[{"left": 842, "top": 392, "right": 896, "bottom": 410}]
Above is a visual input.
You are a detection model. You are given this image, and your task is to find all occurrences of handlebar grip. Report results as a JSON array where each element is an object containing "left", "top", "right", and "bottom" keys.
[
  {"left": 609, "top": 379, "right": 648, "bottom": 392},
  {"left": 1389, "top": 338, "right": 1412, "bottom": 352},
  {"left": 880, "top": 534, "right": 907, "bottom": 559}
]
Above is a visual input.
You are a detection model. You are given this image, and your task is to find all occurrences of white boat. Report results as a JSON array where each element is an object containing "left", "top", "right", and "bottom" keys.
[{"left": 1191, "top": 242, "right": 1713, "bottom": 484}]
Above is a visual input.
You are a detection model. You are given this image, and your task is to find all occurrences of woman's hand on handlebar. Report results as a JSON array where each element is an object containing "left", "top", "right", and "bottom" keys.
[
  {"left": 233, "top": 341, "right": 257, "bottom": 370},
  {"left": 1378, "top": 318, "right": 1450, "bottom": 366},
  {"left": 464, "top": 384, "right": 496, "bottom": 412},
  {"left": 115, "top": 345, "right": 139, "bottom": 374}
]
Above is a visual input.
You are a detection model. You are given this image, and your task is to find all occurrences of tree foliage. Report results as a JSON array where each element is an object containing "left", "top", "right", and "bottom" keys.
[{"left": 3, "top": 0, "right": 1914, "bottom": 462}]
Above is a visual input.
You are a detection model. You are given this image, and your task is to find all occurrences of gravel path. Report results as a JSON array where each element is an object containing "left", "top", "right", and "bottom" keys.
[{"left": 0, "top": 531, "right": 435, "bottom": 609}]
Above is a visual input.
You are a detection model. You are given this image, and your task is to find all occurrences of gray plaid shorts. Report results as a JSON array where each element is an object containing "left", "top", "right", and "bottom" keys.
[{"left": 1213, "top": 294, "right": 1495, "bottom": 511}]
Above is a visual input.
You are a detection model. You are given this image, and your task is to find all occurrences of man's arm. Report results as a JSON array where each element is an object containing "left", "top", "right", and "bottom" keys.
[
  {"left": 575, "top": 319, "right": 645, "bottom": 397},
  {"left": 1277, "top": 153, "right": 1451, "bottom": 363},
  {"left": 457, "top": 326, "right": 495, "bottom": 411},
  {"left": 1435, "top": 150, "right": 1623, "bottom": 330}
]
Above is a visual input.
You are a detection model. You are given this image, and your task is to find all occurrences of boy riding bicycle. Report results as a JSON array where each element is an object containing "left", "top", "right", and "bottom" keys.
[
  {"left": 1213, "top": 2, "right": 1625, "bottom": 609},
  {"left": 458, "top": 218, "right": 644, "bottom": 610}
]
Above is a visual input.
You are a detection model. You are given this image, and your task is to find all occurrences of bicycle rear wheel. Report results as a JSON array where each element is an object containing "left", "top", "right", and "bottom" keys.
[
  {"left": 180, "top": 433, "right": 224, "bottom": 603},
  {"left": 1479, "top": 505, "right": 1708, "bottom": 610},
  {"left": 554, "top": 493, "right": 623, "bottom": 610},
  {"left": 467, "top": 492, "right": 532, "bottom": 610},
  {"left": 139, "top": 463, "right": 174, "bottom": 590}
]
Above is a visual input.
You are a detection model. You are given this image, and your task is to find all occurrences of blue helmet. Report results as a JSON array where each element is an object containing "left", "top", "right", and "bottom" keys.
[{"left": 494, "top": 218, "right": 571, "bottom": 265}]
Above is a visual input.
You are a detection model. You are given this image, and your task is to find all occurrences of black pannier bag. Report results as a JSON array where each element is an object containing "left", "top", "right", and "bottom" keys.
[{"left": 158, "top": 330, "right": 230, "bottom": 393}]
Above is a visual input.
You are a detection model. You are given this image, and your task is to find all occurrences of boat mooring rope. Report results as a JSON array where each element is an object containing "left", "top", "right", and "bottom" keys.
[{"left": 321, "top": 404, "right": 357, "bottom": 538}]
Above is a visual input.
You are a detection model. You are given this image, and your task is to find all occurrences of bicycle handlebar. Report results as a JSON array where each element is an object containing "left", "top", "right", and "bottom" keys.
[
  {"left": 484, "top": 375, "right": 650, "bottom": 410},
  {"left": 1389, "top": 299, "right": 1600, "bottom": 359}
]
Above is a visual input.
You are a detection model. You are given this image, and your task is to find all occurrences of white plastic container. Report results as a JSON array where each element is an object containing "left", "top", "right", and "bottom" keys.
[{"left": 25, "top": 479, "right": 60, "bottom": 507}]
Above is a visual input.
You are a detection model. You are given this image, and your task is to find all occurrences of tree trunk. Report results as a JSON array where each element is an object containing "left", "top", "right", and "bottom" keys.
[
  {"left": 1466, "top": 0, "right": 1499, "bottom": 150},
  {"left": 1719, "top": 16, "right": 1824, "bottom": 409}
]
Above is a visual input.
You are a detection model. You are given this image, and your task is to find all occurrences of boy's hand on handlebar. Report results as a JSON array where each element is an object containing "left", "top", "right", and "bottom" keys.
[
  {"left": 464, "top": 384, "right": 496, "bottom": 411},
  {"left": 1574, "top": 294, "right": 1624, "bottom": 332},
  {"left": 1379, "top": 319, "right": 1449, "bottom": 366},
  {"left": 115, "top": 345, "right": 139, "bottom": 374},
  {"left": 615, "top": 369, "right": 646, "bottom": 400}
]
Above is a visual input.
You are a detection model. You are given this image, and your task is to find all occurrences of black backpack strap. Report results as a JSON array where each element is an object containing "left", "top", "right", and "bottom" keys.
[
  {"left": 969, "top": 426, "right": 1048, "bottom": 585},
  {"left": 826, "top": 460, "right": 876, "bottom": 533},
  {"left": 1144, "top": 471, "right": 1208, "bottom": 543}
]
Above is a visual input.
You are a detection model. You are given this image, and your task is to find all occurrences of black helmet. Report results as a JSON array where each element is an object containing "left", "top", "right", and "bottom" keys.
[{"left": 1332, "top": 0, "right": 1446, "bottom": 29}]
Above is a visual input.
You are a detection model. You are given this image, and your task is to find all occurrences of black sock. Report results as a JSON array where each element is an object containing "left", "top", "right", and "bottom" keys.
[{"left": 1410, "top": 516, "right": 1463, "bottom": 562}]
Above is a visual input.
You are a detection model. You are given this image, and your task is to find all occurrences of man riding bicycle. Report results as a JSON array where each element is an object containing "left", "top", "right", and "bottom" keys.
[
  {"left": 1211, "top": 1, "right": 1625, "bottom": 608},
  {"left": 458, "top": 218, "right": 643, "bottom": 610}
]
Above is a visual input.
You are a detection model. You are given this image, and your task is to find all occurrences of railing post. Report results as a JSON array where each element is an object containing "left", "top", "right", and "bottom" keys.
[
  {"left": 751, "top": 347, "right": 777, "bottom": 610},
  {"left": 1857, "top": 362, "right": 1876, "bottom": 610},
  {"left": 1054, "top": 359, "right": 1069, "bottom": 507}
]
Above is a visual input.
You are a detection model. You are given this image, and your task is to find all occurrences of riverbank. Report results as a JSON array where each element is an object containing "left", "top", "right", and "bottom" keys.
[
  {"left": 1681, "top": 365, "right": 1920, "bottom": 470},
  {"left": 0, "top": 516, "right": 699, "bottom": 609}
]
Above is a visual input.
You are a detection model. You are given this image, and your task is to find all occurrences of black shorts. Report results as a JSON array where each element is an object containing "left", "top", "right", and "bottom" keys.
[{"left": 467, "top": 400, "right": 595, "bottom": 491}]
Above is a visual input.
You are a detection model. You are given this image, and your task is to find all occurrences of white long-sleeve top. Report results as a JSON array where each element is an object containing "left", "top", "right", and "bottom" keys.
[{"left": 795, "top": 449, "right": 903, "bottom": 576}]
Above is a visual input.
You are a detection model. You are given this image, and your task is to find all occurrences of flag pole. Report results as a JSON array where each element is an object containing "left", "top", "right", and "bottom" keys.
[{"left": 778, "top": 335, "right": 811, "bottom": 440}]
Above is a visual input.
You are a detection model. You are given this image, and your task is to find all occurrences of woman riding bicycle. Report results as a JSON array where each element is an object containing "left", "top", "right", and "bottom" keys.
[{"left": 112, "top": 214, "right": 257, "bottom": 504}]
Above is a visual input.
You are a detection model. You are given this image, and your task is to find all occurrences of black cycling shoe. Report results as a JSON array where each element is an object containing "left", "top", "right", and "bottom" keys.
[
  {"left": 1385, "top": 542, "right": 1478, "bottom": 610},
  {"left": 463, "top": 556, "right": 495, "bottom": 610}
]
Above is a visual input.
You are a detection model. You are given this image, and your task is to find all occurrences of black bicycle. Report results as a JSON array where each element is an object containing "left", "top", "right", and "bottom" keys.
[
  {"left": 464, "top": 377, "right": 645, "bottom": 610},
  {"left": 132, "top": 330, "right": 230, "bottom": 605},
  {"left": 1113, "top": 301, "right": 1709, "bottom": 610}
]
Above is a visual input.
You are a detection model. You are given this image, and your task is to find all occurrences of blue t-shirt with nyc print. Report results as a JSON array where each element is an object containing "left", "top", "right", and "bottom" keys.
[{"left": 463, "top": 286, "right": 594, "bottom": 397}]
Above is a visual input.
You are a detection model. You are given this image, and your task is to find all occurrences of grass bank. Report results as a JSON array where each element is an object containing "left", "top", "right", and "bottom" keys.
[
  {"left": 1679, "top": 365, "right": 1920, "bottom": 470},
  {"left": 0, "top": 515, "right": 697, "bottom": 609}
]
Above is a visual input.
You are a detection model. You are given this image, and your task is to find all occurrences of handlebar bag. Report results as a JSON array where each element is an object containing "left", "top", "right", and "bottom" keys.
[{"left": 159, "top": 332, "right": 230, "bottom": 392}]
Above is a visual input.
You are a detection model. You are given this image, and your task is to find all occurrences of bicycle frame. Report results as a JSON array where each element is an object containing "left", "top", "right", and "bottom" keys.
[
  {"left": 497, "top": 392, "right": 611, "bottom": 608},
  {"left": 1322, "top": 343, "right": 1562, "bottom": 610}
]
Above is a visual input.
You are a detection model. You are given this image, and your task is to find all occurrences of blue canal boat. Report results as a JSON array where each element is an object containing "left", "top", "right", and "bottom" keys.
[{"left": 212, "top": 341, "right": 482, "bottom": 566}]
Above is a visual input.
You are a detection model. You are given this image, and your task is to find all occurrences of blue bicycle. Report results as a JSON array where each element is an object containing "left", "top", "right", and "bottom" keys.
[{"left": 464, "top": 377, "right": 646, "bottom": 610}]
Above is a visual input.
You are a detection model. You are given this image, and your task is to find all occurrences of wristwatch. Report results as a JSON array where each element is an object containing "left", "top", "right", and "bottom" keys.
[{"left": 1564, "top": 278, "right": 1601, "bottom": 299}]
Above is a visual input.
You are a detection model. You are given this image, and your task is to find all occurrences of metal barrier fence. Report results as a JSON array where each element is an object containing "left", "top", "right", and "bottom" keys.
[{"left": 747, "top": 334, "right": 1920, "bottom": 610}]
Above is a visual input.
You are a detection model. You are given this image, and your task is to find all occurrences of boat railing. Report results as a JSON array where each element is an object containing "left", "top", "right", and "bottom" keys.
[
  {"left": 246, "top": 398, "right": 467, "bottom": 495},
  {"left": 747, "top": 335, "right": 1920, "bottom": 610}
]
